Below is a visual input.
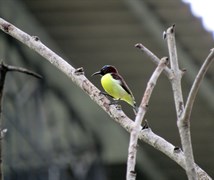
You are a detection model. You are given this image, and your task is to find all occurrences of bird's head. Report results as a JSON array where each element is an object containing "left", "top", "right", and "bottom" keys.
[{"left": 92, "top": 65, "right": 118, "bottom": 76}]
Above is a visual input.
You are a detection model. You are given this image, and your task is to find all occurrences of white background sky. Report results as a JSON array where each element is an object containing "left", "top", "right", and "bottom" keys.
[{"left": 183, "top": 0, "right": 214, "bottom": 35}]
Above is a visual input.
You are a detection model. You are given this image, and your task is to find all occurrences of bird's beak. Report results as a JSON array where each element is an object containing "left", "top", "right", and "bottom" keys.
[{"left": 91, "top": 71, "right": 101, "bottom": 76}]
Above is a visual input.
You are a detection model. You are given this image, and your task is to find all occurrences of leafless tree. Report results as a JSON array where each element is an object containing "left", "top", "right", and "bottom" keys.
[{"left": 0, "top": 18, "right": 213, "bottom": 180}]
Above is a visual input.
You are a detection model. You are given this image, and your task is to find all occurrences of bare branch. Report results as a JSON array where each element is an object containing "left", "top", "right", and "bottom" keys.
[
  {"left": 134, "top": 43, "right": 160, "bottom": 65},
  {"left": 165, "top": 25, "right": 185, "bottom": 118},
  {"left": 0, "top": 19, "right": 74, "bottom": 82},
  {"left": 0, "top": 62, "right": 42, "bottom": 79},
  {"left": 126, "top": 57, "right": 168, "bottom": 180},
  {"left": 183, "top": 49, "right": 214, "bottom": 122},
  {"left": 6, "top": 65, "right": 42, "bottom": 79},
  {"left": 135, "top": 43, "right": 173, "bottom": 79},
  {"left": 165, "top": 25, "right": 197, "bottom": 180},
  {"left": 0, "top": 18, "right": 211, "bottom": 179}
]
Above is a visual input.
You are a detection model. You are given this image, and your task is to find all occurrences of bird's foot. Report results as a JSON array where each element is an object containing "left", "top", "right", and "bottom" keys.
[
  {"left": 99, "top": 92, "right": 122, "bottom": 110},
  {"left": 110, "top": 103, "right": 122, "bottom": 110},
  {"left": 109, "top": 99, "right": 119, "bottom": 105},
  {"left": 109, "top": 99, "right": 122, "bottom": 110}
]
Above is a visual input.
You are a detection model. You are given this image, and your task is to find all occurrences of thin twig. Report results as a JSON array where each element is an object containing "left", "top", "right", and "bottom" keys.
[
  {"left": 6, "top": 65, "right": 42, "bottom": 79},
  {"left": 183, "top": 49, "right": 214, "bottom": 122},
  {"left": 0, "top": 18, "right": 211, "bottom": 179},
  {"left": 135, "top": 43, "right": 173, "bottom": 79},
  {"left": 126, "top": 57, "right": 168, "bottom": 180},
  {"left": 165, "top": 25, "right": 197, "bottom": 180}
]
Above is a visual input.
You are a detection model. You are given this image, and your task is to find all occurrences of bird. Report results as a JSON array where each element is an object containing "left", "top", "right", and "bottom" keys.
[{"left": 92, "top": 65, "right": 138, "bottom": 114}]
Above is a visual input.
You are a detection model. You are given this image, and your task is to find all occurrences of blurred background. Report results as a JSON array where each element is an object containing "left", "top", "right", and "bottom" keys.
[{"left": 0, "top": 0, "right": 214, "bottom": 179}]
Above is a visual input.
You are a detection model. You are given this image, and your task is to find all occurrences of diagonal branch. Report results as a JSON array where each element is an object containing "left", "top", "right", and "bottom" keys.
[
  {"left": 126, "top": 57, "right": 168, "bottom": 180},
  {"left": 0, "top": 18, "right": 211, "bottom": 179},
  {"left": 135, "top": 43, "right": 173, "bottom": 79},
  {"left": 183, "top": 49, "right": 214, "bottom": 122}
]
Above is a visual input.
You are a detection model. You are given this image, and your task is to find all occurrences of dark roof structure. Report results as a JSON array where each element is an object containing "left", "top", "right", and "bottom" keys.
[{"left": 0, "top": 0, "right": 213, "bottom": 179}]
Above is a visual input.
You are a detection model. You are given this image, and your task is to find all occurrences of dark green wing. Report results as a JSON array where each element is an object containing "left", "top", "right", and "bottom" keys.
[{"left": 111, "top": 73, "right": 133, "bottom": 96}]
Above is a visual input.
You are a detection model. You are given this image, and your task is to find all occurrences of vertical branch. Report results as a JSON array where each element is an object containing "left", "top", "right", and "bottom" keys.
[
  {"left": 0, "top": 62, "right": 7, "bottom": 180},
  {"left": 165, "top": 25, "right": 185, "bottom": 118},
  {"left": 165, "top": 25, "right": 197, "bottom": 180},
  {"left": 126, "top": 57, "right": 168, "bottom": 180}
]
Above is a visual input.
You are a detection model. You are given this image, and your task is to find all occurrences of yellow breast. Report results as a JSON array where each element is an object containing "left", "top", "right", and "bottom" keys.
[{"left": 101, "top": 73, "right": 134, "bottom": 106}]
